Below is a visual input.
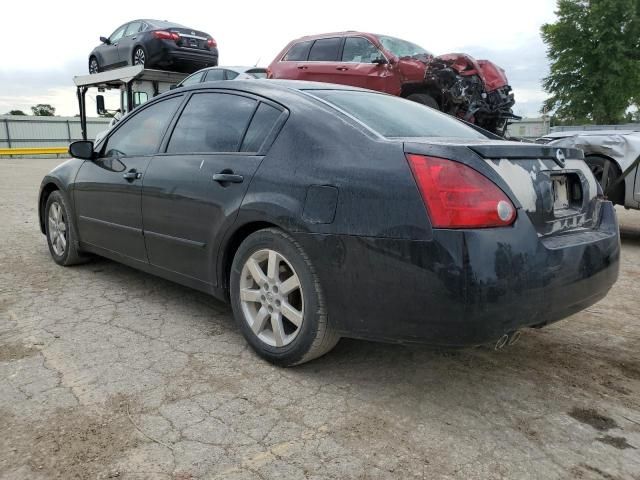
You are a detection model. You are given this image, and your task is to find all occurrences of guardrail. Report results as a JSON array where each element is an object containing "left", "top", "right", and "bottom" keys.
[{"left": 0, "top": 147, "right": 69, "bottom": 156}]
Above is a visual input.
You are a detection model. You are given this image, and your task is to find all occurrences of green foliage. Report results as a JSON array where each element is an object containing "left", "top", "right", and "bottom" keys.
[
  {"left": 541, "top": 0, "right": 640, "bottom": 124},
  {"left": 31, "top": 104, "right": 56, "bottom": 116},
  {"left": 7, "top": 110, "right": 27, "bottom": 116}
]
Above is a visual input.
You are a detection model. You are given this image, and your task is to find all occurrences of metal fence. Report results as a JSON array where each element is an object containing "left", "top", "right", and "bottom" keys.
[{"left": 0, "top": 115, "right": 110, "bottom": 150}]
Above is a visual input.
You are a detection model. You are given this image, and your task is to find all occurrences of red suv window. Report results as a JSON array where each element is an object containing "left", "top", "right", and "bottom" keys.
[
  {"left": 283, "top": 41, "right": 312, "bottom": 61},
  {"left": 308, "top": 38, "right": 342, "bottom": 61}
]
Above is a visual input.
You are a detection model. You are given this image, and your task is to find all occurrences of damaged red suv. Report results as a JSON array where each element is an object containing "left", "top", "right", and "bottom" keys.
[{"left": 267, "top": 32, "right": 518, "bottom": 135}]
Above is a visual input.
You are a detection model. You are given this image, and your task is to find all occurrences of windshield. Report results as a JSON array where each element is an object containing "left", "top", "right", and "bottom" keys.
[
  {"left": 307, "top": 90, "right": 486, "bottom": 139},
  {"left": 377, "top": 36, "right": 432, "bottom": 58}
]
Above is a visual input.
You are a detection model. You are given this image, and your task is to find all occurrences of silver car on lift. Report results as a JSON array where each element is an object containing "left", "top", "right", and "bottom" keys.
[{"left": 538, "top": 130, "right": 640, "bottom": 210}]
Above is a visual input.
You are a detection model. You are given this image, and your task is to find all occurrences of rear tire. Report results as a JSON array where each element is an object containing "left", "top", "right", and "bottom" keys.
[
  {"left": 230, "top": 228, "right": 339, "bottom": 366},
  {"left": 45, "top": 191, "right": 89, "bottom": 266},
  {"left": 407, "top": 93, "right": 439, "bottom": 109},
  {"left": 585, "top": 155, "right": 624, "bottom": 205},
  {"left": 132, "top": 47, "right": 146, "bottom": 67}
]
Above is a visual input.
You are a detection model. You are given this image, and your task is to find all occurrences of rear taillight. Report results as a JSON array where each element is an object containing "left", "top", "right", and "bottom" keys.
[
  {"left": 266, "top": 68, "right": 273, "bottom": 79},
  {"left": 154, "top": 30, "right": 180, "bottom": 41},
  {"left": 406, "top": 154, "right": 516, "bottom": 228},
  {"left": 207, "top": 38, "right": 217, "bottom": 48}
]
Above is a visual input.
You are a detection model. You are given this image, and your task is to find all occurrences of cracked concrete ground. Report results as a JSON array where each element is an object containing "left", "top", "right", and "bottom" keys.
[{"left": 1, "top": 157, "right": 639, "bottom": 480}]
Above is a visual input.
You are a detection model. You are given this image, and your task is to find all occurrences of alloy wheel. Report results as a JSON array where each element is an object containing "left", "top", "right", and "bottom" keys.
[
  {"left": 89, "top": 58, "right": 99, "bottom": 74},
  {"left": 48, "top": 202, "right": 67, "bottom": 257},
  {"left": 239, "top": 249, "right": 304, "bottom": 347},
  {"left": 133, "top": 48, "right": 146, "bottom": 66}
]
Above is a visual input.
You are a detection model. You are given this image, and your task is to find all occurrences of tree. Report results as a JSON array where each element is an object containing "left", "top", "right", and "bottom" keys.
[
  {"left": 31, "top": 104, "right": 56, "bottom": 116},
  {"left": 6, "top": 110, "right": 27, "bottom": 115},
  {"left": 541, "top": 0, "right": 640, "bottom": 124}
]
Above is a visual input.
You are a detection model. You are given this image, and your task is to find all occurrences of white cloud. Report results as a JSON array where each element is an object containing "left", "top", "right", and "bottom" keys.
[{"left": 0, "top": 0, "right": 556, "bottom": 117}]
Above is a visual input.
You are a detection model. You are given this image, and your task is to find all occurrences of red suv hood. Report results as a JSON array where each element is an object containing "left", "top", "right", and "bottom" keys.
[{"left": 433, "top": 53, "right": 509, "bottom": 92}]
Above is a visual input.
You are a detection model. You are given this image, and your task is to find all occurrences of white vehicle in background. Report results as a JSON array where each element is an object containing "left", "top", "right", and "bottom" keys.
[
  {"left": 176, "top": 66, "right": 267, "bottom": 87},
  {"left": 538, "top": 130, "right": 640, "bottom": 210}
]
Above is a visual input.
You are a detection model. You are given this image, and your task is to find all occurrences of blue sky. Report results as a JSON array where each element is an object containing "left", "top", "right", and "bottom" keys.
[{"left": 0, "top": 0, "right": 556, "bottom": 117}]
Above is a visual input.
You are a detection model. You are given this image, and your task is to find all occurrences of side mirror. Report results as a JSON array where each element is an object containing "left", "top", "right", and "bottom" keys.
[
  {"left": 170, "top": 84, "right": 178, "bottom": 90},
  {"left": 372, "top": 57, "right": 388, "bottom": 66},
  {"left": 96, "top": 95, "right": 106, "bottom": 115},
  {"left": 100, "top": 36, "right": 111, "bottom": 45},
  {"left": 69, "top": 141, "right": 95, "bottom": 160}
]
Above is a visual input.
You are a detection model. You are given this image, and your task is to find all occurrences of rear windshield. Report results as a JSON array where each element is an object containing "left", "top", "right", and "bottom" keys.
[{"left": 307, "top": 90, "right": 486, "bottom": 139}]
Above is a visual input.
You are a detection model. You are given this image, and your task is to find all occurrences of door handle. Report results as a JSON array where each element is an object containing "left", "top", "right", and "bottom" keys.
[
  {"left": 123, "top": 169, "right": 142, "bottom": 180},
  {"left": 212, "top": 172, "right": 244, "bottom": 184},
  {"left": 336, "top": 67, "right": 349, "bottom": 71},
  {"left": 297, "top": 65, "right": 308, "bottom": 70}
]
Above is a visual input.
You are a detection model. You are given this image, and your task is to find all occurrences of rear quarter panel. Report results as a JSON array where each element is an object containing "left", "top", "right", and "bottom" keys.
[{"left": 237, "top": 91, "right": 432, "bottom": 240}]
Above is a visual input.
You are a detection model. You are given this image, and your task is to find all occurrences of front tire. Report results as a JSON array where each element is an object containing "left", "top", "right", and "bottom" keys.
[
  {"left": 407, "top": 93, "right": 439, "bottom": 109},
  {"left": 89, "top": 56, "right": 99, "bottom": 74},
  {"left": 230, "top": 228, "right": 339, "bottom": 366},
  {"left": 45, "top": 191, "right": 88, "bottom": 266}
]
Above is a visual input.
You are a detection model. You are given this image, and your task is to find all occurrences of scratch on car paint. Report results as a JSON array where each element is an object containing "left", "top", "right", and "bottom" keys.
[{"left": 487, "top": 159, "right": 538, "bottom": 212}]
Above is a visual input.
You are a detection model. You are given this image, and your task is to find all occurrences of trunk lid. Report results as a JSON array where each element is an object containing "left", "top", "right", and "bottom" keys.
[
  {"left": 403, "top": 139, "right": 601, "bottom": 237},
  {"left": 168, "top": 28, "right": 211, "bottom": 50}
]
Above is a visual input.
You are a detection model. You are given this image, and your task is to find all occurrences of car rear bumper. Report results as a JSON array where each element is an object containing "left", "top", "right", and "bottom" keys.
[
  {"left": 293, "top": 200, "right": 620, "bottom": 346},
  {"left": 148, "top": 43, "right": 219, "bottom": 70}
]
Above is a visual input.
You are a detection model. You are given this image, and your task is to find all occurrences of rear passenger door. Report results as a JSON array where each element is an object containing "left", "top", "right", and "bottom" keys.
[
  {"left": 271, "top": 41, "right": 313, "bottom": 80},
  {"left": 141, "top": 91, "right": 285, "bottom": 285},
  {"left": 118, "top": 21, "right": 143, "bottom": 65},
  {"left": 304, "top": 37, "right": 345, "bottom": 84}
]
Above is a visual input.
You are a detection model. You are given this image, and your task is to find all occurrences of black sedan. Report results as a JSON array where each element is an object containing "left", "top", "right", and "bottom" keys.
[
  {"left": 89, "top": 19, "right": 218, "bottom": 74},
  {"left": 39, "top": 81, "right": 620, "bottom": 366}
]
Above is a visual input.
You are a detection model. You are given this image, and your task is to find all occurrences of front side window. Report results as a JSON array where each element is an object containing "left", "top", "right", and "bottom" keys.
[
  {"left": 167, "top": 93, "right": 257, "bottom": 153},
  {"left": 109, "top": 25, "right": 127, "bottom": 43},
  {"left": 103, "top": 96, "right": 182, "bottom": 157},
  {"left": 342, "top": 37, "right": 382, "bottom": 63},
  {"left": 283, "top": 41, "right": 312, "bottom": 61},
  {"left": 308, "top": 90, "right": 485, "bottom": 139},
  {"left": 308, "top": 38, "right": 342, "bottom": 61},
  {"left": 125, "top": 22, "right": 142, "bottom": 37}
]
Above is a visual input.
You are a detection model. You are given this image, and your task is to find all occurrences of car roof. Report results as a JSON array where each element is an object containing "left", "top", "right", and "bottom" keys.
[
  {"left": 173, "top": 79, "right": 375, "bottom": 99},
  {"left": 140, "top": 19, "right": 186, "bottom": 29},
  {"left": 201, "top": 66, "right": 265, "bottom": 73},
  {"left": 293, "top": 31, "right": 378, "bottom": 41}
]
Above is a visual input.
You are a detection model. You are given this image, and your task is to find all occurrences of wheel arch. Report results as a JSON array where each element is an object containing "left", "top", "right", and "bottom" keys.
[
  {"left": 218, "top": 220, "right": 282, "bottom": 295},
  {"left": 39, "top": 180, "right": 63, "bottom": 234},
  {"left": 584, "top": 153, "right": 625, "bottom": 205}
]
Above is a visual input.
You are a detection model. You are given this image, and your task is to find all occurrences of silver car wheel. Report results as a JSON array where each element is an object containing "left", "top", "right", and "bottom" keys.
[
  {"left": 239, "top": 249, "right": 304, "bottom": 347},
  {"left": 133, "top": 48, "right": 145, "bottom": 65},
  {"left": 48, "top": 202, "right": 67, "bottom": 257}
]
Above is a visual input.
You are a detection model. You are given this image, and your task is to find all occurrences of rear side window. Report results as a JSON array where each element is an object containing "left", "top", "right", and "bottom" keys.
[
  {"left": 283, "top": 41, "right": 312, "bottom": 61},
  {"left": 181, "top": 71, "right": 204, "bottom": 86},
  {"left": 125, "top": 22, "right": 142, "bottom": 36},
  {"left": 308, "top": 38, "right": 342, "bottom": 61},
  {"left": 308, "top": 90, "right": 485, "bottom": 139},
  {"left": 342, "top": 37, "right": 381, "bottom": 63},
  {"left": 204, "top": 69, "right": 225, "bottom": 81},
  {"left": 167, "top": 93, "right": 257, "bottom": 153},
  {"left": 241, "top": 103, "right": 282, "bottom": 152},
  {"left": 225, "top": 70, "right": 239, "bottom": 80},
  {"left": 103, "top": 96, "right": 183, "bottom": 157}
]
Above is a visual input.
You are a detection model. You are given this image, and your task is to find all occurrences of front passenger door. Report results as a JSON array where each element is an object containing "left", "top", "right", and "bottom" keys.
[{"left": 74, "top": 95, "right": 183, "bottom": 262}]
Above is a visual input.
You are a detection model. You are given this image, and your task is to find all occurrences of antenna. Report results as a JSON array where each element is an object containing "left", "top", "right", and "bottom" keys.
[{"left": 254, "top": 57, "right": 260, "bottom": 67}]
